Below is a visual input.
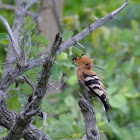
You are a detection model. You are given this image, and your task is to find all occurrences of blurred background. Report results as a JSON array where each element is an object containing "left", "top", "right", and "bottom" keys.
[{"left": 0, "top": 0, "right": 140, "bottom": 139}]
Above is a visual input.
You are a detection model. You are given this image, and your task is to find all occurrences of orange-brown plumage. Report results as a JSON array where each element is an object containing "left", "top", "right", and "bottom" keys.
[{"left": 73, "top": 54, "right": 111, "bottom": 122}]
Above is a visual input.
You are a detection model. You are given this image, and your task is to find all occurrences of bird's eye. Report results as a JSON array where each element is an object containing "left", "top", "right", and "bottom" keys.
[{"left": 85, "top": 63, "right": 89, "bottom": 66}]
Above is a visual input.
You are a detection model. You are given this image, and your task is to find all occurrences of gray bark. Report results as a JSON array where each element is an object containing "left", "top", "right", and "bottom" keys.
[{"left": 78, "top": 81, "right": 100, "bottom": 140}]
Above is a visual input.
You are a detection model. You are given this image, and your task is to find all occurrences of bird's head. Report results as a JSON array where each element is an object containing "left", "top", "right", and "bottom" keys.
[{"left": 73, "top": 54, "right": 105, "bottom": 71}]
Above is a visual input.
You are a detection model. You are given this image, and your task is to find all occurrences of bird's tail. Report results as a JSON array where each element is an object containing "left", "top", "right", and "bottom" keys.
[
  {"left": 105, "top": 108, "right": 110, "bottom": 122},
  {"left": 104, "top": 103, "right": 112, "bottom": 122}
]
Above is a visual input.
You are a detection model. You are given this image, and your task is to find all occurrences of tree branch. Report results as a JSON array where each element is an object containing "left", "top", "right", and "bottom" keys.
[
  {"left": 57, "top": 0, "right": 128, "bottom": 54},
  {"left": 0, "top": 4, "right": 38, "bottom": 19},
  {"left": 78, "top": 81, "right": 100, "bottom": 140},
  {"left": 25, "top": 0, "right": 40, "bottom": 12},
  {"left": 2, "top": 0, "right": 39, "bottom": 78},
  {"left": 0, "top": 92, "right": 51, "bottom": 140},
  {"left": 2, "top": 33, "right": 62, "bottom": 140}
]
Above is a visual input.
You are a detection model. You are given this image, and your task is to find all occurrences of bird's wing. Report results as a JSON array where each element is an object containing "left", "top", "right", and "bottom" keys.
[{"left": 83, "top": 71, "right": 111, "bottom": 110}]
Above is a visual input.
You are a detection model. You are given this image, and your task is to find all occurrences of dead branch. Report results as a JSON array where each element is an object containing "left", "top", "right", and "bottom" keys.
[
  {"left": 2, "top": 33, "right": 62, "bottom": 140},
  {"left": 0, "top": 16, "right": 21, "bottom": 57},
  {"left": 78, "top": 81, "right": 100, "bottom": 140}
]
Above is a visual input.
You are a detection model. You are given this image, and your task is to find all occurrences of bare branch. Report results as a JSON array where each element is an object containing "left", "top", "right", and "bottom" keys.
[
  {"left": 0, "top": 4, "right": 38, "bottom": 19},
  {"left": 57, "top": 0, "right": 128, "bottom": 54},
  {"left": 48, "top": 80, "right": 65, "bottom": 90},
  {"left": 0, "top": 4, "right": 15, "bottom": 10},
  {"left": 0, "top": 15, "right": 21, "bottom": 57},
  {"left": 111, "top": 0, "right": 128, "bottom": 17},
  {"left": 23, "top": 75, "right": 35, "bottom": 90},
  {"left": 25, "top": 0, "right": 40, "bottom": 12},
  {"left": 39, "top": 112, "right": 47, "bottom": 140}
]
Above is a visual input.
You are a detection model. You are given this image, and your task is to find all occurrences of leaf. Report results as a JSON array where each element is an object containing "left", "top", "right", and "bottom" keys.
[
  {"left": 55, "top": 130, "right": 72, "bottom": 139},
  {"left": 98, "top": 121, "right": 106, "bottom": 127},
  {"left": 7, "top": 96, "right": 23, "bottom": 112},
  {"left": 51, "top": 64, "right": 62, "bottom": 81},
  {"left": 38, "top": 34, "right": 49, "bottom": 47},
  {"left": 57, "top": 52, "right": 68, "bottom": 60},
  {"left": 72, "top": 47, "right": 83, "bottom": 56},
  {"left": 124, "top": 93, "right": 140, "bottom": 98},
  {"left": 62, "top": 60, "right": 75, "bottom": 68},
  {"left": 72, "top": 124, "right": 80, "bottom": 133},
  {"left": 62, "top": 31, "right": 73, "bottom": 41},
  {"left": 96, "top": 113, "right": 101, "bottom": 124},
  {"left": 134, "top": 41, "right": 140, "bottom": 56},
  {"left": 72, "top": 133, "right": 82, "bottom": 138},
  {"left": 110, "top": 94, "right": 127, "bottom": 109},
  {"left": 64, "top": 95, "right": 75, "bottom": 107},
  {"left": 0, "top": 33, "right": 9, "bottom": 42},
  {"left": 99, "top": 124, "right": 112, "bottom": 133},
  {"left": 66, "top": 75, "right": 77, "bottom": 86}
]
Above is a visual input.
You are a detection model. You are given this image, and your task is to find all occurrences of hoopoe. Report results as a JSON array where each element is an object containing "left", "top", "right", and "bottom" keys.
[{"left": 73, "top": 54, "right": 111, "bottom": 122}]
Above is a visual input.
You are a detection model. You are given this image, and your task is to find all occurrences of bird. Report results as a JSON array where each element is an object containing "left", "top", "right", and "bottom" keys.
[{"left": 73, "top": 54, "right": 111, "bottom": 122}]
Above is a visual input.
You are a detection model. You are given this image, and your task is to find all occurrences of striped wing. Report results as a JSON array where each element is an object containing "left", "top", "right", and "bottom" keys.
[
  {"left": 83, "top": 73, "right": 111, "bottom": 110},
  {"left": 82, "top": 72, "right": 112, "bottom": 122},
  {"left": 83, "top": 73, "right": 106, "bottom": 97}
]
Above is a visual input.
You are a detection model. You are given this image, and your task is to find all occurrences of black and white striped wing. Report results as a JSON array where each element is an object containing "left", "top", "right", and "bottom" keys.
[
  {"left": 83, "top": 73, "right": 111, "bottom": 122},
  {"left": 83, "top": 73, "right": 106, "bottom": 97}
]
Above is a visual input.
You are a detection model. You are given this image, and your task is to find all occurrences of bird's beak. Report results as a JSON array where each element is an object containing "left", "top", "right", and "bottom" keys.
[{"left": 92, "top": 64, "right": 106, "bottom": 72}]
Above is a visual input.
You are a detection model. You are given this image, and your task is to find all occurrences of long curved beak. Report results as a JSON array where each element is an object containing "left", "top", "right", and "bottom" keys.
[{"left": 92, "top": 64, "right": 106, "bottom": 72}]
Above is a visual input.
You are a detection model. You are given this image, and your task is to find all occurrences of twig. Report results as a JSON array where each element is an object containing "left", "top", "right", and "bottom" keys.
[
  {"left": 39, "top": 112, "right": 47, "bottom": 140},
  {"left": 14, "top": 75, "right": 35, "bottom": 90},
  {"left": 0, "top": 4, "right": 38, "bottom": 19},
  {"left": 75, "top": 41, "right": 85, "bottom": 49},
  {"left": 23, "top": 75, "right": 35, "bottom": 90},
  {"left": 25, "top": 0, "right": 40, "bottom": 12},
  {"left": 48, "top": 80, "right": 65, "bottom": 90}
]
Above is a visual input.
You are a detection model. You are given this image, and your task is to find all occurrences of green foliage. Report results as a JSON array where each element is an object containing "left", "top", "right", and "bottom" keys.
[{"left": 0, "top": 0, "right": 140, "bottom": 140}]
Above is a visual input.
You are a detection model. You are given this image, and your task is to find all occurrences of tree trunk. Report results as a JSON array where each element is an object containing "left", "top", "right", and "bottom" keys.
[{"left": 38, "top": 0, "right": 63, "bottom": 45}]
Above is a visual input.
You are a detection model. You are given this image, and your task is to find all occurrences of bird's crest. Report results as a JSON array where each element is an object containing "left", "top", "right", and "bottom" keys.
[{"left": 73, "top": 54, "right": 93, "bottom": 65}]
